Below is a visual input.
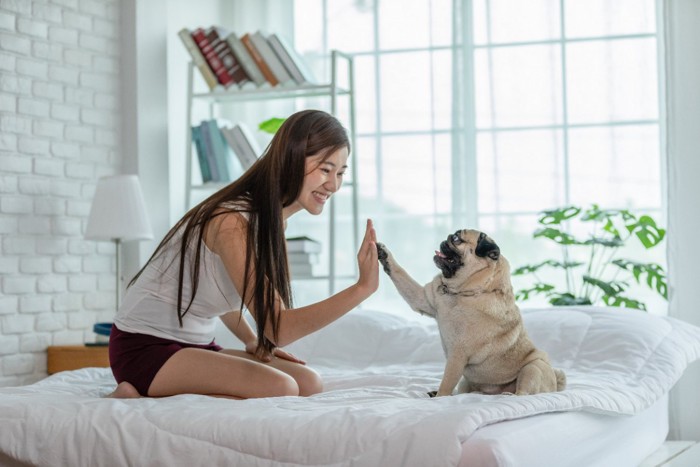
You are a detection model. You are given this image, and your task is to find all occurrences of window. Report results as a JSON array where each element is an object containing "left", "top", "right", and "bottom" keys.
[{"left": 292, "top": 0, "right": 666, "bottom": 314}]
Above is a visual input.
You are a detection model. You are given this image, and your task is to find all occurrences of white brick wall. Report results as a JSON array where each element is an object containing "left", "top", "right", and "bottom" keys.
[{"left": 0, "top": 0, "right": 122, "bottom": 387}]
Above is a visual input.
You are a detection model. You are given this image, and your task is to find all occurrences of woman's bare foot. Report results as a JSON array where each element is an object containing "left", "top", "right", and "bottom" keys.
[{"left": 106, "top": 381, "right": 141, "bottom": 398}]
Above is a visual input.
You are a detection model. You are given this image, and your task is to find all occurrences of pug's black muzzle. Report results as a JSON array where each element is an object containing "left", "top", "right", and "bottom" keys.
[{"left": 433, "top": 238, "right": 463, "bottom": 278}]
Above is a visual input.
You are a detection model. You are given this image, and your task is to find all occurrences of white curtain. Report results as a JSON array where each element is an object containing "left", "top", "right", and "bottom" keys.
[{"left": 664, "top": 0, "right": 700, "bottom": 442}]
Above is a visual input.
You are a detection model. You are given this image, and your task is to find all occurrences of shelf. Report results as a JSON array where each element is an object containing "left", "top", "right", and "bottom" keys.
[
  {"left": 184, "top": 49, "right": 358, "bottom": 295},
  {"left": 192, "top": 83, "right": 351, "bottom": 104}
]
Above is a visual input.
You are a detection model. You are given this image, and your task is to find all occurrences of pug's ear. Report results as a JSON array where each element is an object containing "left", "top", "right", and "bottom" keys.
[{"left": 475, "top": 234, "right": 500, "bottom": 261}]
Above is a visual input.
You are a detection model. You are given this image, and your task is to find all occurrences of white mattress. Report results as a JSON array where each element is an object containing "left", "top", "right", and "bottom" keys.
[
  {"left": 460, "top": 394, "right": 669, "bottom": 467},
  {"left": 1, "top": 306, "right": 698, "bottom": 467}
]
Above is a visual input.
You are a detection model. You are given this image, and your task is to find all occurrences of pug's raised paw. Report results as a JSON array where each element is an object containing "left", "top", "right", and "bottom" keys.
[{"left": 376, "top": 243, "right": 392, "bottom": 275}]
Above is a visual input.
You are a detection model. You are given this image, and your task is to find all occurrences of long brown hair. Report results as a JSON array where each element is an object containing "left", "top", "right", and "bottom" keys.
[{"left": 129, "top": 109, "right": 350, "bottom": 353}]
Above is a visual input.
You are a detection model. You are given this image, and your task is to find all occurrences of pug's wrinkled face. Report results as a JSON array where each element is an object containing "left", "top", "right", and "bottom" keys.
[{"left": 433, "top": 229, "right": 501, "bottom": 279}]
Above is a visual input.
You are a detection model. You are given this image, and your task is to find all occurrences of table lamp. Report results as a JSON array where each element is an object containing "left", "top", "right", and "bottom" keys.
[{"left": 85, "top": 175, "right": 153, "bottom": 316}]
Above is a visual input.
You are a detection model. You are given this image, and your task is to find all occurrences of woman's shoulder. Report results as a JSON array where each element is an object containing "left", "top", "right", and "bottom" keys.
[{"left": 220, "top": 200, "right": 252, "bottom": 218}]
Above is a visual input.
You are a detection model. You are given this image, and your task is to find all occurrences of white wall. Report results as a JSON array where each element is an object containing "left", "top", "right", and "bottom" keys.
[
  {"left": 0, "top": 0, "right": 123, "bottom": 385},
  {"left": 665, "top": 0, "right": 700, "bottom": 442}
]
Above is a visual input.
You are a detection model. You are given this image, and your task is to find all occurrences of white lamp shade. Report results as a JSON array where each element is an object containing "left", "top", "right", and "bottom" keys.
[{"left": 85, "top": 175, "right": 154, "bottom": 241}]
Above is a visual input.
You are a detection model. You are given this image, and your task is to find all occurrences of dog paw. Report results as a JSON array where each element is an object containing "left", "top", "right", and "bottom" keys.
[{"left": 376, "top": 243, "right": 392, "bottom": 275}]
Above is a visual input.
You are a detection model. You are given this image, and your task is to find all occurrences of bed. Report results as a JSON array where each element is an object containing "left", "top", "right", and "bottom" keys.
[{"left": 2, "top": 306, "right": 699, "bottom": 467}]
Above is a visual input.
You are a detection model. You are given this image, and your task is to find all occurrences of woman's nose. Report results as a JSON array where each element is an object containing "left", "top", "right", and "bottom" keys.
[{"left": 324, "top": 176, "right": 341, "bottom": 192}]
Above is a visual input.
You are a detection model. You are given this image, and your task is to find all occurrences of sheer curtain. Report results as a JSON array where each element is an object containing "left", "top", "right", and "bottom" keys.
[
  {"left": 291, "top": 0, "right": 666, "bottom": 315},
  {"left": 664, "top": 0, "right": 700, "bottom": 442}
]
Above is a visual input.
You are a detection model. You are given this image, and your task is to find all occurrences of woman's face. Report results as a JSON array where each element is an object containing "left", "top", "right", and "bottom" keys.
[{"left": 289, "top": 146, "right": 349, "bottom": 217}]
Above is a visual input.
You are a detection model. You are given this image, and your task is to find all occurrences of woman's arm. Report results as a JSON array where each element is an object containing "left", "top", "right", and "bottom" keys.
[{"left": 208, "top": 214, "right": 379, "bottom": 347}]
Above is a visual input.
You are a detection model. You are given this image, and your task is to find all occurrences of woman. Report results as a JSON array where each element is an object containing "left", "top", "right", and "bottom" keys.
[{"left": 108, "top": 109, "right": 379, "bottom": 399}]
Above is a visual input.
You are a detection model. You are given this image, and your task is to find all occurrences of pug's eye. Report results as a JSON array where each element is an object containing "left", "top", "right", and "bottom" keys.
[{"left": 452, "top": 234, "right": 462, "bottom": 244}]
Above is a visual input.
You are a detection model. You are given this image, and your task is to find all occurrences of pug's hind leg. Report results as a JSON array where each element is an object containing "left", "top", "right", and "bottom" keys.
[{"left": 515, "top": 359, "right": 557, "bottom": 395}]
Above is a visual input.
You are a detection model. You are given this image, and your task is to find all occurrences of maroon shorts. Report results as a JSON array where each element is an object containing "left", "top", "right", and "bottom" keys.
[{"left": 109, "top": 324, "right": 223, "bottom": 396}]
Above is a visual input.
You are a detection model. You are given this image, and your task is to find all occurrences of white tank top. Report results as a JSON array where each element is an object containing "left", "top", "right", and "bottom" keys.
[{"left": 114, "top": 219, "right": 244, "bottom": 344}]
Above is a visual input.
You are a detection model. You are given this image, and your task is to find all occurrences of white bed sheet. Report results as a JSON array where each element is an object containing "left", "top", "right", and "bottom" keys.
[
  {"left": 460, "top": 394, "right": 669, "bottom": 467},
  {"left": 1, "top": 306, "right": 699, "bottom": 467}
]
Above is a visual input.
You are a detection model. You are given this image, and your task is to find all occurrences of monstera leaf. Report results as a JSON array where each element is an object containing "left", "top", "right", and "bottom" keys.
[
  {"left": 512, "top": 260, "right": 583, "bottom": 276},
  {"left": 538, "top": 206, "right": 580, "bottom": 225},
  {"left": 515, "top": 204, "right": 667, "bottom": 312},
  {"left": 612, "top": 259, "right": 668, "bottom": 299}
]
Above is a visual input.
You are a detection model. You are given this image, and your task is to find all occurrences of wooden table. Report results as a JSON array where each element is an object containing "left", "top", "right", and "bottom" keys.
[{"left": 47, "top": 345, "right": 110, "bottom": 374}]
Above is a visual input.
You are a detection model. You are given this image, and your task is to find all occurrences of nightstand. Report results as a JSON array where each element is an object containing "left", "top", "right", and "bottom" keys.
[{"left": 47, "top": 345, "right": 110, "bottom": 374}]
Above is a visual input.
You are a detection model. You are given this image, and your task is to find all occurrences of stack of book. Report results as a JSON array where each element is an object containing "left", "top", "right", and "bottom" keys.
[
  {"left": 178, "top": 26, "right": 317, "bottom": 91},
  {"left": 286, "top": 236, "right": 322, "bottom": 277},
  {"left": 192, "top": 119, "right": 262, "bottom": 183}
]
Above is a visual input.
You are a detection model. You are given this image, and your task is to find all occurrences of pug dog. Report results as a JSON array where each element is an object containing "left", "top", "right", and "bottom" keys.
[{"left": 376, "top": 229, "right": 566, "bottom": 397}]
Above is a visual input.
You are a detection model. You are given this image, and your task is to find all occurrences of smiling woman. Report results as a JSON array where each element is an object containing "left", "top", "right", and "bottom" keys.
[{"left": 107, "top": 109, "right": 380, "bottom": 400}]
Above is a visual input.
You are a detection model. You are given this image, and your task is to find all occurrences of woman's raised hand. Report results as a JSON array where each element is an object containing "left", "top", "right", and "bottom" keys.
[{"left": 356, "top": 219, "right": 379, "bottom": 295}]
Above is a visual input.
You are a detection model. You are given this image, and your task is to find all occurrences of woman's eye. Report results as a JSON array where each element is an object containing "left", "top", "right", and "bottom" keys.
[
  {"left": 337, "top": 172, "right": 345, "bottom": 178},
  {"left": 320, "top": 168, "right": 331, "bottom": 174}
]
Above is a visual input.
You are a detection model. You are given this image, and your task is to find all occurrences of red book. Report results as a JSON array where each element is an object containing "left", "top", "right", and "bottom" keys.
[
  {"left": 211, "top": 29, "right": 249, "bottom": 85},
  {"left": 191, "top": 27, "right": 234, "bottom": 88}
]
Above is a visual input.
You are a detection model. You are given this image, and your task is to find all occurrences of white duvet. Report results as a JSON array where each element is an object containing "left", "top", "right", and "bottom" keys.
[{"left": 1, "top": 306, "right": 699, "bottom": 467}]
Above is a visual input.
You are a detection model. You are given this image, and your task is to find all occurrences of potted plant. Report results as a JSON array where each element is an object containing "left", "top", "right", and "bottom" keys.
[{"left": 513, "top": 205, "right": 667, "bottom": 311}]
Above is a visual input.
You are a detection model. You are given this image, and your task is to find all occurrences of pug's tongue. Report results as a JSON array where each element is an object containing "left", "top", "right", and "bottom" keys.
[{"left": 435, "top": 250, "right": 446, "bottom": 258}]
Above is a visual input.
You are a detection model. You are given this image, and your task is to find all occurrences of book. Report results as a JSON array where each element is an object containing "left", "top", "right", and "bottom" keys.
[
  {"left": 289, "top": 262, "right": 316, "bottom": 277},
  {"left": 221, "top": 123, "right": 261, "bottom": 170},
  {"left": 191, "top": 27, "right": 235, "bottom": 88},
  {"left": 197, "top": 120, "right": 221, "bottom": 182},
  {"left": 191, "top": 124, "right": 212, "bottom": 182},
  {"left": 225, "top": 31, "right": 269, "bottom": 88},
  {"left": 286, "top": 236, "right": 322, "bottom": 253},
  {"left": 288, "top": 251, "right": 320, "bottom": 265},
  {"left": 209, "top": 28, "right": 251, "bottom": 87},
  {"left": 241, "top": 33, "right": 278, "bottom": 86},
  {"left": 267, "top": 33, "right": 317, "bottom": 85},
  {"left": 177, "top": 28, "right": 219, "bottom": 91},
  {"left": 249, "top": 31, "right": 296, "bottom": 87},
  {"left": 204, "top": 119, "right": 231, "bottom": 182}
]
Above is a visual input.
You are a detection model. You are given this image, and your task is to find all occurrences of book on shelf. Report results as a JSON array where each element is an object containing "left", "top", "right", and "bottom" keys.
[
  {"left": 178, "top": 28, "right": 220, "bottom": 91},
  {"left": 209, "top": 27, "right": 254, "bottom": 89},
  {"left": 267, "top": 33, "right": 317, "bottom": 86},
  {"left": 191, "top": 27, "right": 236, "bottom": 88},
  {"left": 289, "top": 261, "right": 317, "bottom": 277},
  {"left": 205, "top": 119, "right": 232, "bottom": 181},
  {"left": 241, "top": 33, "right": 279, "bottom": 86},
  {"left": 191, "top": 124, "right": 212, "bottom": 182},
  {"left": 193, "top": 119, "right": 240, "bottom": 183},
  {"left": 286, "top": 236, "right": 322, "bottom": 254},
  {"left": 249, "top": 31, "right": 296, "bottom": 87},
  {"left": 288, "top": 251, "right": 320, "bottom": 265},
  {"left": 221, "top": 123, "right": 261, "bottom": 170},
  {"left": 196, "top": 120, "right": 221, "bottom": 182},
  {"left": 225, "top": 31, "right": 269, "bottom": 88}
]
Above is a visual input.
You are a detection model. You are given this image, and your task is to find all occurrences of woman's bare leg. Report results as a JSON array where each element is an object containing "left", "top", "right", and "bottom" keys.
[
  {"left": 218, "top": 349, "right": 323, "bottom": 396},
  {"left": 147, "top": 348, "right": 311, "bottom": 398}
]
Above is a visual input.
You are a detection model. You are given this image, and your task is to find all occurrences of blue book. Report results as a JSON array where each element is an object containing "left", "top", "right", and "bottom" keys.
[
  {"left": 191, "top": 125, "right": 212, "bottom": 183},
  {"left": 199, "top": 120, "right": 221, "bottom": 182},
  {"left": 205, "top": 119, "right": 231, "bottom": 182}
]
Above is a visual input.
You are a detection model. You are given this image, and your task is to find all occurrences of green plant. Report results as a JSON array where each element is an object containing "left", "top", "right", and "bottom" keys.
[
  {"left": 258, "top": 117, "right": 286, "bottom": 134},
  {"left": 513, "top": 205, "right": 667, "bottom": 311}
]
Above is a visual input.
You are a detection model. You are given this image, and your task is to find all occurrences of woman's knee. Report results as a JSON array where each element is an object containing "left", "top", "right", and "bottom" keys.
[
  {"left": 296, "top": 367, "right": 323, "bottom": 396},
  {"left": 266, "top": 372, "right": 300, "bottom": 397}
]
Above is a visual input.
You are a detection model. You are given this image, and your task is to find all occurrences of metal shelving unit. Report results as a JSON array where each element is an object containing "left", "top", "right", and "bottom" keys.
[{"left": 184, "top": 50, "right": 358, "bottom": 295}]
